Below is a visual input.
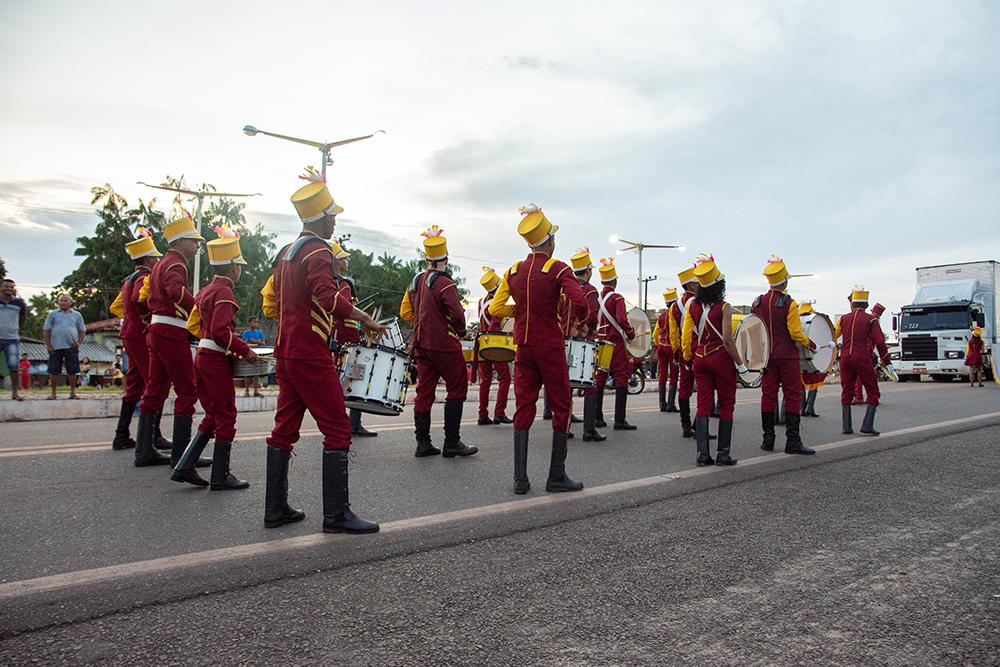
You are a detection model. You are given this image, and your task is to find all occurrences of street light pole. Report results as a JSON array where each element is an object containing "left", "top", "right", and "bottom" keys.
[
  {"left": 242, "top": 125, "right": 385, "bottom": 180},
  {"left": 641, "top": 275, "right": 658, "bottom": 311},
  {"left": 611, "top": 236, "right": 684, "bottom": 307}
]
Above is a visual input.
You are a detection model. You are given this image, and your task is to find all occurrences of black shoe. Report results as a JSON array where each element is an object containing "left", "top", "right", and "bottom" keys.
[
  {"left": 322, "top": 450, "right": 379, "bottom": 534},
  {"left": 264, "top": 446, "right": 305, "bottom": 528},
  {"left": 613, "top": 388, "right": 635, "bottom": 430},
  {"left": 111, "top": 400, "right": 137, "bottom": 450},
  {"left": 582, "top": 430, "right": 606, "bottom": 442},
  {"left": 842, "top": 404, "right": 853, "bottom": 435},
  {"left": 414, "top": 411, "right": 441, "bottom": 457},
  {"left": 494, "top": 415, "right": 513, "bottom": 424},
  {"left": 613, "top": 421, "right": 637, "bottom": 430},
  {"left": 546, "top": 431, "right": 583, "bottom": 492},
  {"left": 783, "top": 413, "right": 815, "bottom": 454},
  {"left": 171, "top": 430, "right": 212, "bottom": 486},
  {"left": 210, "top": 439, "right": 249, "bottom": 490},
  {"left": 582, "top": 393, "right": 605, "bottom": 442},
  {"left": 443, "top": 398, "right": 477, "bottom": 457},
  {"left": 695, "top": 416, "right": 714, "bottom": 466},
  {"left": 595, "top": 418, "right": 608, "bottom": 428},
  {"left": 570, "top": 414, "right": 583, "bottom": 424},
  {"left": 803, "top": 389, "right": 819, "bottom": 417},
  {"left": 350, "top": 409, "right": 378, "bottom": 437},
  {"left": 443, "top": 441, "right": 479, "bottom": 457},
  {"left": 658, "top": 384, "right": 667, "bottom": 412},
  {"left": 680, "top": 398, "right": 694, "bottom": 438},
  {"left": 715, "top": 419, "right": 737, "bottom": 465},
  {"left": 478, "top": 415, "right": 494, "bottom": 426},
  {"left": 665, "top": 385, "right": 679, "bottom": 413},
  {"left": 415, "top": 441, "right": 441, "bottom": 457},
  {"left": 134, "top": 411, "right": 171, "bottom": 467},
  {"left": 542, "top": 410, "right": 553, "bottom": 420},
  {"left": 760, "top": 410, "right": 776, "bottom": 451},
  {"left": 860, "top": 405, "right": 880, "bottom": 436},
  {"left": 513, "top": 430, "right": 530, "bottom": 494}
]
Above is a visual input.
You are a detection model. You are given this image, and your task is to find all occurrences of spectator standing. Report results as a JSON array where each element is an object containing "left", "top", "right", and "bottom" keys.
[
  {"left": 240, "top": 316, "right": 266, "bottom": 397},
  {"left": 43, "top": 293, "right": 86, "bottom": 400},
  {"left": 19, "top": 352, "right": 31, "bottom": 390},
  {"left": 0, "top": 278, "right": 28, "bottom": 401},
  {"left": 79, "top": 356, "right": 92, "bottom": 387}
]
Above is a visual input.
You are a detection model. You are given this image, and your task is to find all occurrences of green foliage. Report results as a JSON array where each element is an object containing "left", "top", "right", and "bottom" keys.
[
  {"left": 0, "top": 257, "right": 6, "bottom": 280},
  {"left": 23, "top": 292, "right": 58, "bottom": 339}
]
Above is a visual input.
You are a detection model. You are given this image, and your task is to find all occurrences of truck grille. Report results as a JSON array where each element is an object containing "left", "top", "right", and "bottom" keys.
[{"left": 902, "top": 335, "right": 937, "bottom": 361}]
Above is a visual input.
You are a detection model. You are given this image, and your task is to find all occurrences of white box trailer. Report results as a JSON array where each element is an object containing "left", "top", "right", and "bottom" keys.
[{"left": 892, "top": 260, "right": 998, "bottom": 382}]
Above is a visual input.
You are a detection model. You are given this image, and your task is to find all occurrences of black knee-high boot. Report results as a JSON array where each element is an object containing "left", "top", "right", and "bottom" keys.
[
  {"left": 613, "top": 388, "right": 636, "bottom": 430},
  {"left": 860, "top": 404, "right": 879, "bottom": 436},
  {"left": 680, "top": 398, "right": 694, "bottom": 438},
  {"left": 153, "top": 411, "right": 172, "bottom": 451},
  {"left": 513, "top": 430, "right": 530, "bottom": 494},
  {"left": 695, "top": 416, "right": 714, "bottom": 466},
  {"left": 112, "top": 400, "right": 137, "bottom": 450},
  {"left": 170, "top": 430, "right": 211, "bottom": 486},
  {"left": 842, "top": 404, "right": 853, "bottom": 434},
  {"left": 210, "top": 439, "right": 249, "bottom": 490},
  {"left": 322, "top": 450, "right": 379, "bottom": 533},
  {"left": 760, "top": 411, "right": 775, "bottom": 451},
  {"left": 595, "top": 388, "right": 607, "bottom": 428},
  {"left": 665, "top": 384, "right": 678, "bottom": 412},
  {"left": 442, "top": 398, "right": 477, "bottom": 457},
  {"left": 546, "top": 431, "right": 583, "bottom": 492},
  {"left": 658, "top": 383, "right": 667, "bottom": 411},
  {"left": 350, "top": 409, "right": 377, "bottom": 437},
  {"left": 413, "top": 411, "right": 440, "bottom": 457},
  {"left": 582, "top": 393, "right": 606, "bottom": 442},
  {"left": 134, "top": 410, "right": 170, "bottom": 467},
  {"left": 784, "top": 413, "right": 815, "bottom": 454},
  {"left": 542, "top": 392, "right": 553, "bottom": 420},
  {"left": 715, "top": 419, "right": 736, "bottom": 465},
  {"left": 263, "top": 446, "right": 305, "bottom": 528}
]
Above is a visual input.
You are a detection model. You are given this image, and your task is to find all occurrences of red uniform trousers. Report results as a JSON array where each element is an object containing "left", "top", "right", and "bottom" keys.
[
  {"left": 853, "top": 376, "right": 865, "bottom": 402},
  {"left": 760, "top": 357, "right": 803, "bottom": 413},
  {"left": 194, "top": 350, "right": 237, "bottom": 441},
  {"left": 268, "top": 357, "right": 350, "bottom": 451},
  {"left": 840, "top": 356, "right": 879, "bottom": 406},
  {"left": 678, "top": 358, "right": 695, "bottom": 400},
  {"left": 513, "top": 344, "right": 571, "bottom": 432},
  {"left": 693, "top": 350, "right": 737, "bottom": 419},
  {"left": 140, "top": 324, "right": 197, "bottom": 415},
  {"left": 594, "top": 343, "right": 630, "bottom": 389},
  {"left": 413, "top": 348, "right": 468, "bottom": 413},
  {"left": 121, "top": 335, "right": 149, "bottom": 404},
  {"left": 477, "top": 360, "right": 511, "bottom": 418},
  {"left": 656, "top": 348, "right": 678, "bottom": 387}
]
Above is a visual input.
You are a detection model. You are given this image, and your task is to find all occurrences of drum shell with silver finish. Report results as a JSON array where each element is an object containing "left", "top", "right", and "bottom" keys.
[
  {"left": 337, "top": 343, "right": 411, "bottom": 416},
  {"left": 799, "top": 313, "right": 837, "bottom": 375},
  {"left": 565, "top": 337, "right": 598, "bottom": 388}
]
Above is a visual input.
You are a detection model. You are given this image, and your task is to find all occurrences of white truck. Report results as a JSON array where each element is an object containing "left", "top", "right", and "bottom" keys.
[{"left": 891, "top": 260, "right": 998, "bottom": 382}]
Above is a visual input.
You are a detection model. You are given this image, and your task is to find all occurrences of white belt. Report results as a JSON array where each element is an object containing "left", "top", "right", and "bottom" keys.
[
  {"left": 152, "top": 314, "right": 189, "bottom": 329},
  {"left": 197, "top": 339, "right": 226, "bottom": 353}
]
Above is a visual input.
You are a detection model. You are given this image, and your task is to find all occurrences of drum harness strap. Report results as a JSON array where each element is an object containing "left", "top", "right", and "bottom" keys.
[
  {"left": 695, "top": 302, "right": 725, "bottom": 351},
  {"left": 598, "top": 292, "right": 628, "bottom": 342}
]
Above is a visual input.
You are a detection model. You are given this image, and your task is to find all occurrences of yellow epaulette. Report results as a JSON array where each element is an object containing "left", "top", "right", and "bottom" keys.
[
  {"left": 541, "top": 258, "right": 558, "bottom": 273},
  {"left": 186, "top": 305, "right": 202, "bottom": 338},
  {"left": 138, "top": 278, "right": 150, "bottom": 303},
  {"left": 509, "top": 261, "right": 522, "bottom": 275}
]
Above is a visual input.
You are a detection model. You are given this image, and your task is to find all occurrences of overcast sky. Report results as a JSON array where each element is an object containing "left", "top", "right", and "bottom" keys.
[{"left": 2, "top": 0, "right": 998, "bottom": 323}]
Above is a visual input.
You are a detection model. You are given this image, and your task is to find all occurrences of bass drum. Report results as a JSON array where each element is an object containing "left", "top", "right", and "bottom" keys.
[
  {"left": 733, "top": 313, "right": 770, "bottom": 388},
  {"left": 625, "top": 307, "right": 652, "bottom": 358},
  {"left": 800, "top": 313, "right": 837, "bottom": 375}
]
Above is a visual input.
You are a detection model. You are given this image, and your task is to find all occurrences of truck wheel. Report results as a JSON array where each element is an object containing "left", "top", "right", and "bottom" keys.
[
  {"left": 930, "top": 374, "right": 953, "bottom": 383},
  {"left": 896, "top": 374, "right": 909, "bottom": 383}
]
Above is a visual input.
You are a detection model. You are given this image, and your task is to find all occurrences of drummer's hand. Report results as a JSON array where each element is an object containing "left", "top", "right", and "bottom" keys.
[
  {"left": 736, "top": 363, "right": 748, "bottom": 375},
  {"left": 244, "top": 349, "right": 260, "bottom": 363},
  {"left": 359, "top": 314, "right": 388, "bottom": 340},
  {"left": 808, "top": 339, "right": 817, "bottom": 351},
  {"left": 822, "top": 341, "right": 837, "bottom": 349}
]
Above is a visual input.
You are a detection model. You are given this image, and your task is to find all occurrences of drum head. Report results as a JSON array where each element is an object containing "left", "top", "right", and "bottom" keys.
[
  {"left": 625, "top": 307, "right": 652, "bottom": 358},
  {"left": 500, "top": 318, "right": 514, "bottom": 334},
  {"left": 803, "top": 313, "right": 836, "bottom": 374},
  {"left": 251, "top": 346, "right": 275, "bottom": 357},
  {"left": 734, "top": 314, "right": 770, "bottom": 386}
]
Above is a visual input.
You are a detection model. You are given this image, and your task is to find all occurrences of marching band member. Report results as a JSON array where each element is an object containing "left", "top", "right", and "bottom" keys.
[
  {"left": 400, "top": 226, "right": 478, "bottom": 458},
  {"left": 669, "top": 266, "right": 699, "bottom": 438},
  {"left": 490, "top": 204, "right": 588, "bottom": 494},
  {"left": 475, "top": 266, "right": 512, "bottom": 425},
  {"left": 834, "top": 286, "right": 892, "bottom": 436},
  {"left": 653, "top": 288, "right": 679, "bottom": 413},
  {"left": 135, "top": 215, "right": 211, "bottom": 469},
  {"left": 751, "top": 256, "right": 818, "bottom": 455},
  {"left": 570, "top": 247, "right": 604, "bottom": 442},
  {"left": 261, "top": 169, "right": 385, "bottom": 532},
  {"left": 332, "top": 243, "right": 377, "bottom": 438},
  {"left": 681, "top": 255, "right": 745, "bottom": 466},
  {"left": 593, "top": 258, "right": 637, "bottom": 431},
  {"left": 172, "top": 229, "right": 256, "bottom": 489},
  {"left": 966, "top": 326, "right": 986, "bottom": 387},
  {"left": 109, "top": 229, "right": 161, "bottom": 451}
]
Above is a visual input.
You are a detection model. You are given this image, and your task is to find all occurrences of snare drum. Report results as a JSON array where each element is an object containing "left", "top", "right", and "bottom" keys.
[
  {"left": 377, "top": 317, "right": 405, "bottom": 350},
  {"left": 230, "top": 346, "right": 275, "bottom": 378},
  {"left": 565, "top": 337, "right": 598, "bottom": 388},
  {"left": 595, "top": 341, "right": 615, "bottom": 371},
  {"left": 462, "top": 341, "right": 475, "bottom": 365},
  {"left": 733, "top": 314, "right": 770, "bottom": 388},
  {"left": 800, "top": 313, "right": 837, "bottom": 375},
  {"left": 478, "top": 332, "right": 516, "bottom": 362},
  {"left": 338, "top": 343, "right": 411, "bottom": 416}
]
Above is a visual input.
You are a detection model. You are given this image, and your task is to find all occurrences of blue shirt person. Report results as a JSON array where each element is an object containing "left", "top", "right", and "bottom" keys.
[{"left": 42, "top": 293, "right": 86, "bottom": 399}]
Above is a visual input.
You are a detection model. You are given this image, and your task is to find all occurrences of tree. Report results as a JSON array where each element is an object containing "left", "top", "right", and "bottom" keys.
[
  {"left": 0, "top": 257, "right": 6, "bottom": 280},
  {"left": 22, "top": 292, "right": 58, "bottom": 339}
]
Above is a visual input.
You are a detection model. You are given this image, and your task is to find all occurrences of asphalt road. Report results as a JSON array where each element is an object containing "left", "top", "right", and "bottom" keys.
[{"left": 1, "top": 381, "right": 998, "bottom": 664}]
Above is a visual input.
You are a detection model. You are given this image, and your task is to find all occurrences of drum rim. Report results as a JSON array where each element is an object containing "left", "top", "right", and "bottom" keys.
[
  {"left": 342, "top": 342, "right": 410, "bottom": 357},
  {"left": 802, "top": 312, "right": 836, "bottom": 374},
  {"left": 734, "top": 313, "right": 771, "bottom": 372}
]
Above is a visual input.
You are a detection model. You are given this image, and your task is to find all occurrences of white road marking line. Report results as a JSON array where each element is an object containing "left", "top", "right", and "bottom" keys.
[
  {"left": 0, "top": 384, "right": 937, "bottom": 456},
  {"left": 2, "top": 409, "right": 997, "bottom": 600}
]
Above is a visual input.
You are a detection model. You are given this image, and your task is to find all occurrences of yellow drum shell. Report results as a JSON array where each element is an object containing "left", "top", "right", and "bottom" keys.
[
  {"left": 478, "top": 332, "right": 516, "bottom": 362},
  {"left": 462, "top": 346, "right": 475, "bottom": 364},
  {"left": 595, "top": 341, "right": 615, "bottom": 370}
]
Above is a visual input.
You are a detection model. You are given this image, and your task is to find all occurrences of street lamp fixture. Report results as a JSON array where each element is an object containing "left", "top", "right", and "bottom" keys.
[
  {"left": 242, "top": 124, "right": 385, "bottom": 179},
  {"left": 611, "top": 236, "right": 684, "bottom": 310}
]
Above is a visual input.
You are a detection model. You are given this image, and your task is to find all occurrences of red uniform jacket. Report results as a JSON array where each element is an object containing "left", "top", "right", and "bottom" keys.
[
  {"left": 750, "top": 290, "right": 814, "bottom": 360},
  {"left": 333, "top": 276, "right": 360, "bottom": 346},
  {"left": 490, "top": 252, "right": 587, "bottom": 349},
  {"left": 654, "top": 309, "right": 671, "bottom": 353},
  {"left": 597, "top": 286, "right": 635, "bottom": 347},
  {"left": 478, "top": 295, "right": 503, "bottom": 333},
  {"left": 837, "top": 309, "right": 890, "bottom": 364},
  {"left": 271, "top": 234, "right": 354, "bottom": 360},
  {"left": 965, "top": 337, "right": 984, "bottom": 366},
  {"left": 668, "top": 292, "right": 694, "bottom": 362},
  {"left": 147, "top": 249, "right": 195, "bottom": 341},
  {"left": 402, "top": 270, "right": 466, "bottom": 353},
  {"left": 581, "top": 282, "right": 600, "bottom": 334},
  {"left": 119, "top": 268, "right": 151, "bottom": 344},
  {"left": 195, "top": 276, "right": 251, "bottom": 359},
  {"left": 685, "top": 301, "right": 725, "bottom": 359}
]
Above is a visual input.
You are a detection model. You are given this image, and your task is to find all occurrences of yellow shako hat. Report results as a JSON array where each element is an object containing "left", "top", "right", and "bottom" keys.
[
  {"left": 517, "top": 203, "right": 558, "bottom": 248},
  {"left": 163, "top": 216, "right": 206, "bottom": 244},
  {"left": 331, "top": 241, "right": 350, "bottom": 260},
  {"left": 421, "top": 225, "right": 448, "bottom": 261},
  {"left": 764, "top": 254, "right": 790, "bottom": 286},
  {"left": 570, "top": 246, "right": 593, "bottom": 271},
  {"left": 677, "top": 265, "right": 697, "bottom": 285},
  {"left": 291, "top": 167, "right": 344, "bottom": 223},
  {"left": 480, "top": 266, "right": 500, "bottom": 292},
  {"left": 851, "top": 284, "right": 869, "bottom": 303},
  {"left": 693, "top": 252, "right": 724, "bottom": 287},
  {"left": 206, "top": 226, "right": 246, "bottom": 265},
  {"left": 125, "top": 227, "right": 162, "bottom": 259},
  {"left": 800, "top": 301, "right": 815, "bottom": 315},
  {"left": 663, "top": 287, "right": 678, "bottom": 303},
  {"left": 598, "top": 257, "right": 617, "bottom": 283}
]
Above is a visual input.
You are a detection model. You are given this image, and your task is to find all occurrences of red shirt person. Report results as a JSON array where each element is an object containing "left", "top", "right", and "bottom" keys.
[
  {"left": 569, "top": 247, "right": 604, "bottom": 441},
  {"left": 400, "top": 226, "right": 478, "bottom": 459},
  {"left": 490, "top": 204, "right": 588, "bottom": 495},
  {"left": 473, "top": 266, "right": 512, "bottom": 425},
  {"left": 136, "top": 216, "right": 205, "bottom": 467},
  {"left": 751, "top": 255, "right": 818, "bottom": 456},
  {"left": 835, "top": 286, "right": 892, "bottom": 436},
  {"left": 593, "top": 258, "right": 637, "bottom": 431},
  {"left": 652, "top": 288, "right": 679, "bottom": 413},
  {"left": 261, "top": 169, "right": 385, "bottom": 534},
  {"left": 172, "top": 232, "right": 256, "bottom": 490},
  {"left": 109, "top": 230, "right": 161, "bottom": 452}
]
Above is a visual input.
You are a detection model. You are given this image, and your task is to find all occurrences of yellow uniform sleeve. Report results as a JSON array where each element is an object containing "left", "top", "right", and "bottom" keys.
[
  {"left": 109, "top": 292, "right": 125, "bottom": 318},
  {"left": 138, "top": 278, "right": 150, "bottom": 303},
  {"left": 489, "top": 271, "right": 517, "bottom": 319},
  {"left": 261, "top": 275, "right": 278, "bottom": 319},
  {"left": 833, "top": 317, "right": 842, "bottom": 339},
  {"left": 786, "top": 300, "right": 813, "bottom": 348},
  {"left": 186, "top": 305, "right": 202, "bottom": 338},
  {"left": 669, "top": 307, "right": 681, "bottom": 352},
  {"left": 651, "top": 321, "right": 661, "bottom": 348},
  {"left": 681, "top": 307, "right": 695, "bottom": 362},
  {"left": 399, "top": 291, "right": 414, "bottom": 322}
]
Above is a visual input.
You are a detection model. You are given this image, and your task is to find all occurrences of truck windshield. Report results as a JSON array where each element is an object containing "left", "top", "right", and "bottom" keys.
[{"left": 900, "top": 308, "right": 970, "bottom": 331}]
